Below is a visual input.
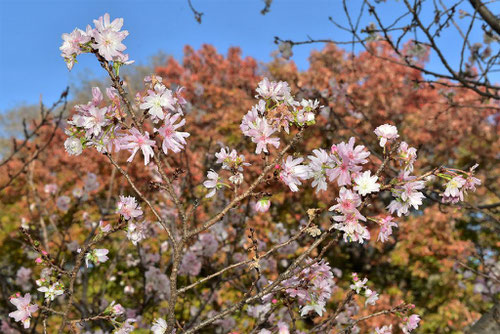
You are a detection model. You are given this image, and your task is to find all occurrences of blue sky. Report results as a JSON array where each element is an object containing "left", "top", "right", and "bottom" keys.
[{"left": 0, "top": 0, "right": 494, "bottom": 113}]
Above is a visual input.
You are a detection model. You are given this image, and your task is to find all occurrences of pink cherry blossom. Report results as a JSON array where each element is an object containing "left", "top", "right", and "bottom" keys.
[
  {"left": 120, "top": 127, "right": 155, "bottom": 165},
  {"left": 328, "top": 137, "right": 369, "bottom": 186},
  {"left": 364, "top": 288, "right": 379, "bottom": 305},
  {"left": 127, "top": 220, "right": 149, "bottom": 245},
  {"left": 255, "top": 198, "right": 271, "bottom": 213},
  {"left": 255, "top": 77, "right": 292, "bottom": 102},
  {"left": 377, "top": 216, "right": 398, "bottom": 243},
  {"left": 156, "top": 113, "right": 190, "bottom": 154},
  {"left": 441, "top": 175, "right": 467, "bottom": 203},
  {"left": 117, "top": 196, "right": 143, "bottom": 220},
  {"left": 279, "top": 156, "right": 309, "bottom": 192},
  {"left": 215, "top": 147, "right": 250, "bottom": 171},
  {"left": 44, "top": 183, "right": 58, "bottom": 195},
  {"left": 329, "top": 187, "right": 362, "bottom": 214},
  {"left": 401, "top": 314, "right": 421, "bottom": 333},
  {"left": 8, "top": 293, "right": 38, "bottom": 329},
  {"left": 306, "top": 148, "right": 334, "bottom": 193},
  {"left": 388, "top": 172, "right": 425, "bottom": 217},
  {"left": 90, "top": 13, "right": 130, "bottom": 62},
  {"left": 82, "top": 105, "right": 110, "bottom": 137},
  {"left": 398, "top": 141, "right": 417, "bottom": 172},
  {"left": 282, "top": 259, "right": 335, "bottom": 317},
  {"left": 250, "top": 118, "right": 280, "bottom": 154},
  {"left": 140, "top": 84, "right": 177, "bottom": 121},
  {"left": 240, "top": 101, "right": 265, "bottom": 136},
  {"left": 59, "top": 28, "right": 90, "bottom": 70},
  {"left": 15, "top": 267, "right": 32, "bottom": 291}
]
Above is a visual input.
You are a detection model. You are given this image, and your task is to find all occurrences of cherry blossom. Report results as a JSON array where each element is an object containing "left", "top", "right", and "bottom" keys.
[
  {"left": 441, "top": 175, "right": 466, "bottom": 203},
  {"left": 332, "top": 213, "right": 370, "bottom": 243},
  {"left": 387, "top": 172, "right": 425, "bottom": 217},
  {"left": 56, "top": 195, "right": 71, "bottom": 212},
  {"left": 44, "top": 183, "right": 58, "bottom": 195},
  {"left": 229, "top": 172, "right": 244, "bottom": 185},
  {"left": 82, "top": 105, "right": 110, "bottom": 137},
  {"left": 85, "top": 249, "right": 109, "bottom": 267},
  {"left": 350, "top": 273, "right": 368, "bottom": 293},
  {"left": 15, "top": 267, "right": 32, "bottom": 291},
  {"left": 306, "top": 148, "right": 334, "bottom": 193},
  {"left": 90, "top": 13, "right": 130, "bottom": 62},
  {"left": 329, "top": 187, "right": 370, "bottom": 243},
  {"left": 328, "top": 137, "right": 369, "bottom": 186},
  {"left": 64, "top": 137, "right": 83, "bottom": 155},
  {"left": 277, "top": 322, "right": 290, "bottom": 334},
  {"left": 115, "top": 318, "right": 136, "bottom": 334},
  {"left": 377, "top": 216, "right": 398, "bottom": 243},
  {"left": 255, "top": 77, "right": 292, "bottom": 102},
  {"left": 8, "top": 293, "right": 38, "bottom": 329},
  {"left": 145, "top": 267, "right": 170, "bottom": 299},
  {"left": 100, "top": 220, "right": 112, "bottom": 233},
  {"left": 120, "top": 127, "right": 155, "bottom": 165},
  {"left": 215, "top": 147, "right": 250, "bottom": 171},
  {"left": 59, "top": 28, "right": 90, "bottom": 70},
  {"left": 109, "top": 301, "right": 125, "bottom": 316},
  {"left": 279, "top": 156, "right": 309, "bottom": 192},
  {"left": 329, "top": 187, "right": 362, "bottom": 214},
  {"left": 255, "top": 198, "right": 271, "bottom": 213},
  {"left": 282, "top": 259, "right": 335, "bottom": 317},
  {"left": 353, "top": 171, "right": 380, "bottom": 196},
  {"left": 37, "top": 282, "right": 64, "bottom": 301},
  {"left": 127, "top": 220, "right": 149, "bottom": 245},
  {"left": 151, "top": 318, "right": 167, "bottom": 334},
  {"left": 203, "top": 170, "right": 221, "bottom": 198},
  {"left": 398, "top": 141, "right": 418, "bottom": 172},
  {"left": 140, "top": 84, "right": 176, "bottom": 121},
  {"left": 375, "top": 325, "right": 393, "bottom": 334},
  {"left": 191, "top": 233, "right": 220, "bottom": 257},
  {"left": 295, "top": 98, "right": 319, "bottom": 125},
  {"left": 401, "top": 314, "right": 421, "bottom": 333},
  {"left": 240, "top": 106, "right": 262, "bottom": 136},
  {"left": 117, "top": 195, "right": 143, "bottom": 220},
  {"left": 156, "top": 113, "right": 190, "bottom": 154},
  {"left": 364, "top": 288, "right": 379, "bottom": 306},
  {"left": 464, "top": 164, "right": 481, "bottom": 192},
  {"left": 179, "top": 251, "right": 202, "bottom": 276},
  {"left": 278, "top": 41, "right": 293, "bottom": 59},
  {"left": 250, "top": 118, "right": 281, "bottom": 154},
  {"left": 374, "top": 124, "right": 399, "bottom": 147}
]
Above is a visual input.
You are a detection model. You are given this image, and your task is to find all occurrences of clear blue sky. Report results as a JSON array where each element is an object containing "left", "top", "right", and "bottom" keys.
[{"left": 0, "top": 0, "right": 494, "bottom": 113}]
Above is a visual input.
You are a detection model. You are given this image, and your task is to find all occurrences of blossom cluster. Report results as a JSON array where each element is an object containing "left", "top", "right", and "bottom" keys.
[
  {"left": 440, "top": 164, "right": 481, "bottom": 204},
  {"left": 241, "top": 78, "right": 320, "bottom": 155},
  {"left": 116, "top": 195, "right": 150, "bottom": 245},
  {"left": 36, "top": 278, "right": 64, "bottom": 301},
  {"left": 350, "top": 273, "right": 379, "bottom": 306},
  {"left": 202, "top": 80, "right": 481, "bottom": 248},
  {"left": 60, "top": 13, "right": 132, "bottom": 70},
  {"left": 281, "top": 259, "right": 336, "bottom": 316},
  {"left": 64, "top": 75, "right": 190, "bottom": 170}
]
